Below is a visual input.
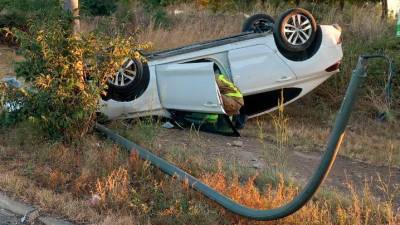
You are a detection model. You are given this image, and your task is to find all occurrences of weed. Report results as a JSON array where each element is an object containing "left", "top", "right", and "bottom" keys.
[
  {"left": 94, "top": 167, "right": 131, "bottom": 210},
  {"left": 270, "top": 95, "right": 289, "bottom": 175},
  {"left": 256, "top": 93, "right": 289, "bottom": 177},
  {"left": 0, "top": 122, "right": 399, "bottom": 224}
]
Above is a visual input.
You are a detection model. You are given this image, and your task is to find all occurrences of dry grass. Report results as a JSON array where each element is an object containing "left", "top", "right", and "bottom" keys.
[
  {"left": 1, "top": 119, "right": 399, "bottom": 225},
  {"left": 0, "top": 124, "right": 221, "bottom": 224},
  {"left": 0, "top": 170, "right": 100, "bottom": 224},
  {"left": 95, "top": 167, "right": 130, "bottom": 210},
  {"left": 275, "top": 104, "right": 400, "bottom": 167},
  {"left": 241, "top": 108, "right": 400, "bottom": 167},
  {"left": 0, "top": 1, "right": 399, "bottom": 224},
  {"left": 137, "top": 14, "right": 242, "bottom": 50},
  {"left": 318, "top": 4, "right": 390, "bottom": 41},
  {"left": 202, "top": 165, "right": 399, "bottom": 225}
]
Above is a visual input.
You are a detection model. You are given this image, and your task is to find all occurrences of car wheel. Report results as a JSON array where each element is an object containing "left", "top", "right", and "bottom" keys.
[
  {"left": 104, "top": 58, "right": 150, "bottom": 102},
  {"left": 242, "top": 14, "right": 274, "bottom": 33},
  {"left": 274, "top": 8, "right": 317, "bottom": 52}
]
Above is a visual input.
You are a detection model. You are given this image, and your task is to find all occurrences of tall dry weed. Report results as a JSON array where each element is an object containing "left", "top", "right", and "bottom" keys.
[
  {"left": 201, "top": 165, "right": 334, "bottom": 225},
  {"left": 202, "top": 165, "right": 399, "bottom": 225},
  {"left": 137, "top": 9, "right": 242, "bottom": 50},
  {"left": 319, "top": 4, "right": 391, "bottom": 43},
  {"left": 94, "top": 167, "right": 130, "bottom": 210}
]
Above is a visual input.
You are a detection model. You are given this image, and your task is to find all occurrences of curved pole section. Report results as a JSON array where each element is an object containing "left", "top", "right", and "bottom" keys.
[{"left": 95, "top": 57, "right": 367, "bottom": 221}]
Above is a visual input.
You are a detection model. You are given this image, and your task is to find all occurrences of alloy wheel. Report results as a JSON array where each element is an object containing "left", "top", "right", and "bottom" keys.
[
  {"left": 109, "top": 59, "right": 137, "bottom": 87},
  {"left": 283, "top": 14, "right": 312, "bottom": 46}
]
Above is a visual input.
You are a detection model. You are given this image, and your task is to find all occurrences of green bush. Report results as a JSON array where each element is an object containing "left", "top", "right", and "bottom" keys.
[
  {"left": 0, "top": 83, "right": 28, "bottom": 127},
  {"left": 0, "top": 0, "right": 62, "bottom": 28},
  {"left": 1, "top": 7, "right": 149, "bottom": 141},
  {"left": 0, "top": 0, "right": 63, "bottom": 45},
  {"left": 81, "top": 0, "right": 118, "bottom": 16},
  {"left": 140, "top": 0, "right": 175, "bottom": 26}
]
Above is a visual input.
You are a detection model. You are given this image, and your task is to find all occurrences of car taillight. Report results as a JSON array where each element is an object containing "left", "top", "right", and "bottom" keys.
[
  {"left": 325, "top": 61, "right": 341, "bottom": 72},
  {"left": 332, "top": 23, "right": 343, "bottom": 44}
]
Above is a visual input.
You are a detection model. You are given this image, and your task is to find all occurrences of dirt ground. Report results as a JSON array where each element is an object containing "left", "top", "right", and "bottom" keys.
[
  {"left": 0, "top": 46, "right": 17, "bottom": 79},
  {"left": 153, "top": 126, "right": 400, "bottom": 206}
]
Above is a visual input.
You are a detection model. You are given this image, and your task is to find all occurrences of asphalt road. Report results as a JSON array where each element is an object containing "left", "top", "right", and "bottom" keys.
[{"left": 0, "top": 208, "right": 19, "bottom": 225}]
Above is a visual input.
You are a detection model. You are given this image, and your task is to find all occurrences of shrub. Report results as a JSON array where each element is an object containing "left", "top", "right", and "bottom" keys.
[
  {"left": 4, "top": 10, "right": 150, "bottom": 141},
  {"left": 0, "top": 82, "right": 28, "bottom": 127},
  {"left": 0, "top": 0, "right": 61, "bottom": 28},
  {"left": 0, "top": 0, "right": 64, "bottom": 45},
  {"left": 141, "top": 0, "right": 172, "bottom": 26},
  {"left": 81, "top": 0, "right": 118, "bottom": 16}
]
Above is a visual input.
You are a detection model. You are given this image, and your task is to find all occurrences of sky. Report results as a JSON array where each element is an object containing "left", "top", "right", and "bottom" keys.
[{"left": 388, "top": 0, "right": 400, "bottom": 15}]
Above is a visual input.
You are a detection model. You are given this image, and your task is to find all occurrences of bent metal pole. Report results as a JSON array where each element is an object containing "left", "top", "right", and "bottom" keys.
[{"left": 95, "top": 56, "right": 368, "bottom": 221}]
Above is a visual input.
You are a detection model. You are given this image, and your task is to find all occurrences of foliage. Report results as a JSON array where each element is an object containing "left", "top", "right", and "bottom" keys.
[
  {"left": 0, "top": 83, "right": 28, "bottom": 127},
  {"left": 80, "top": 0, "right": 118, "bottom": 16},
  {"left": 140, "top": 0, "right": 173, "bottom": 26},
  {"left": 0, "top": 0, "right": 65, "bottom": 45},
  {"left": 3, "top": 12, "right": 148, "bottom": 141},
  {"left": 0, "top": 0, "right": 62, "bottom": 29}
]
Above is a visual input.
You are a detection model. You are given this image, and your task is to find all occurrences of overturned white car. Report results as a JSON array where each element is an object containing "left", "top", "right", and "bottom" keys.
[{"left": 100, "top": 8, "right": 343, "bottom": 122}]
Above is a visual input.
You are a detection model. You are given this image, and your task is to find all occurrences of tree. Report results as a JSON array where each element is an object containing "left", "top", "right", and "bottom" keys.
[
  {"left": 64, "top": 0, "right": 80, "bottom": 34},
  {"left": 339, "top": 0, "right": 345, "bottom": 11},
  {"left": 381, "top": 0, "right": 388, "bottom": 19},
  {"left": 260, "top": 0, "right": 267, "bottom": 8}
]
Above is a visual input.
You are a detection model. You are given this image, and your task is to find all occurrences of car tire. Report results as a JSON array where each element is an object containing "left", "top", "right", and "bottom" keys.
[
  {"left": 242, "top": 14, "right": 274, "bottom": 33},
  {"left": 104, "top": 58, "right": 150, "bottom": 102},
  {"left": 274, "top": 8, "right": 317, "bottom": 52}
]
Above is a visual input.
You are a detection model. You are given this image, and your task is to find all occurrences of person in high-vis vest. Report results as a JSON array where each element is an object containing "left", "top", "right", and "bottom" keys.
[
  {"left": 174, "top": 73, "right": 244, "bottom": 133},
  {"left": 216, "top": 74, "right": 244, "bottom": 116}
]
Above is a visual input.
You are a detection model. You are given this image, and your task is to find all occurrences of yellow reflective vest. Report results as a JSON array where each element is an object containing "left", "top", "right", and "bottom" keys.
[{"left": 217, "top": 74, "right": 243, "bottom": 98}]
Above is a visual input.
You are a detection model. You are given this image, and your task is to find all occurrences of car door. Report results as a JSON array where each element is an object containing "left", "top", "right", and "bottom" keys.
[
  {"left": 156, "top": 62, "right": 225, "bottom": 114},
  {"left": 228, "top": 45, "right": 297, "bottom": 95}
]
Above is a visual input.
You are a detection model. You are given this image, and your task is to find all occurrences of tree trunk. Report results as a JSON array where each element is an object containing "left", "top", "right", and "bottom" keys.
[
  {"left": 296, "top": 0, "right": 300, "bottom": 6},
  {"left": 339, "top": 0, "right": 345, "bottom": 11},
  {"left": 260, "top": 0, "right": 267, "bottom": 8},
  {"left": 381, "top": 0, "right": 388, "bottom": 20},
  {"left": 64, "top": 0, "right": 80, "bottom": 35}
]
